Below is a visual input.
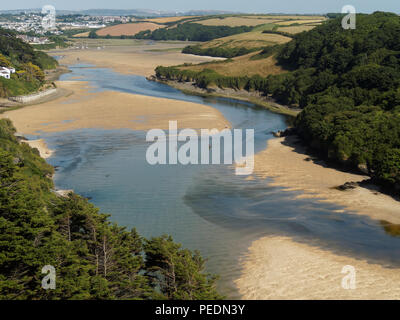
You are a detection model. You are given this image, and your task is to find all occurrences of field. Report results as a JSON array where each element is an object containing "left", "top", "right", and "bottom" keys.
[
  {"left": 141, "top": 16, "right": 200, "bottom": 24},
  {"left": 195, "top": 15, "right": 326, "bottom": 27},
  {"left": 200, "top": 31, "right": 291, "bottom": 49},
  {"left": 74, "top": 14, "right": 327, "bottom": 39},
  {"left": 178, "top": 51, "right": 285, "bottom": 77},
  {"left": 196, "top": 17, "right": 283, "bottom": 27},
  {"left": 249, "top": 15, "right": 326, "bottom": 20},
  {"left": 277, "top": 25, "right": 316, "bottom": 34},
  {"left": 96, "top": 22, "right": 164, "bottom": 36},
  {"left": 277, "top": 19, "right": 326, "bottom": 25},
  {"left": 73, "top": 31, "right": 90, "bottom": 37},
  {"left": 68, "top": 38, "right": 146, "bottom": 47},
  {"left": 180, "top": 14, "right": 327, "bottom": 57}
]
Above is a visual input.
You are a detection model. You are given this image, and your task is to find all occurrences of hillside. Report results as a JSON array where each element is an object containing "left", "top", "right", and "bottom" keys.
[
  {"left": 0, "top": 29, "right": 58, "bottom": 98},
  {"left": 85, "top": 14, "right": 325, "bottom": 52},
  {"left": 155, "top": 12, "right": 400, "bottom": 193},
  {"left": 180, "top": 15, "right": 325, "bottom": 58},
  {"left": 0, "top": 118, "right": 222, "bottom": 300},
  {"left": 182, "top": 31, "right": 292, "bottom": 58},
  {"left": 177, "top": 51, "right": 284, "bottom": 77},
  {"left": 96, "top": 22, "right": 164, "bottom": 37},
  {"left": 282, "top": 12, "right": 400, "bottom": 192}
]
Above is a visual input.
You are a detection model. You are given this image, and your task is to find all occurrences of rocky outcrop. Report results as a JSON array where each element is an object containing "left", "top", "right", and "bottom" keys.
[
  {"left": 272, "top": 127, "right": 297, "bottom": 137},
  {"left": 335, "top": 181, "right": 359, "bottom": 191}
]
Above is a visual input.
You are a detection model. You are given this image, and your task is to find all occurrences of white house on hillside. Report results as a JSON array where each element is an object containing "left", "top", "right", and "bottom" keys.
[{"left": 0, "top": 67, "right": 16, "bottom": 80}]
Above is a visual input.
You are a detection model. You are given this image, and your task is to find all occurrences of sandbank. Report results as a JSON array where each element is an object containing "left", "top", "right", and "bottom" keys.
[{"left": 1, "top": 81, "right": 230, "bottom": 135}]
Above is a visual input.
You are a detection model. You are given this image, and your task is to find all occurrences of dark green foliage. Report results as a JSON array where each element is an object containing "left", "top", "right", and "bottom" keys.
[
  {"left": 280, "top": 12, "right": 400, "bottom": 191},
  {"left": 88, "top": 30, "right": 99, "bottom": 39},
  {"left": 261, "top": 30, "right": 294, "bottom": 38},
  {"left": 144, "top": 235, "right": 223, "bottom": 300},
  {"left": 182, "top": 45, "right": 258, "bottom": 58},
  {"left": 134, "top": 23, "right": 253, "bottom": 42},
  {"left": 0, "top": 119, "right": 221, "bottom": 300},
  {"left": 156, "top": 66, "right": 258, "bottom": 91}
]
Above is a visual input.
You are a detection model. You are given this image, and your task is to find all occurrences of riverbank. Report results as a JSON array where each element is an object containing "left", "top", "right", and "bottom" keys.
[
  {"left": 252, "top": 136, "right": 400, "bottom": 224},
  {"left": 23, "top": 139, "right": 53, "bottom": 159},
  {"left": 0, "top": 66, "right": 71, "bottom": 112},
  {"left": 153, "top": 78, "right": 300, "bottom": 117}
]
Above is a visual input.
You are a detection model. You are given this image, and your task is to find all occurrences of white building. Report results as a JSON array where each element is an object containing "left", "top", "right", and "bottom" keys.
[
  {"left": 0, "top": 70, "right": 10, "bottom": 79},
  {"left": 0, "top": 67, "right": 16, "bottom": 80}
]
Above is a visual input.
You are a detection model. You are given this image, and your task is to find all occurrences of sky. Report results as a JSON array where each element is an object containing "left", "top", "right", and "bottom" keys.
[{"left": 1, "top": 0, "right": 399, "bottom": 14}]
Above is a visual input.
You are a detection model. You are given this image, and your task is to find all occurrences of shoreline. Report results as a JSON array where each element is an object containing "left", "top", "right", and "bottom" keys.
[
  {"left": 236, "top": 135, "right": 400, "bottom": 300},
  {"left": 23, "top": 139, "right": 54, "bottom": 159},
  {"left": 0, "top": 66, "right": 72, "bottom": 113},
  {"left": 1, "top": 80, "right": 231, "bottom": 135},
  {"left": 252, "top": 136, "right": 400, "bottom": 224},
  {"left": 153, "top": 78, "right": 300, "bottom": 117}
]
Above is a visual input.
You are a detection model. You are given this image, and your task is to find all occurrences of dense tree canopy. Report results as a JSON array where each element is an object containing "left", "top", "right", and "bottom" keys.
[
  {"left": 182, "top": 44, "right": 259, "bottom": 58},
  {"left": 0, "top": 119, "right": 222, "bottom": 300},
  {"left": 134, "top": 23, "right": 253, "bottom": 42}
]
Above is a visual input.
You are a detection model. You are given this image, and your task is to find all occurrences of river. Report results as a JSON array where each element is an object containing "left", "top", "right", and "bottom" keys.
[{"left": 29, "top": 63, "right": 400, "bottom": 298}]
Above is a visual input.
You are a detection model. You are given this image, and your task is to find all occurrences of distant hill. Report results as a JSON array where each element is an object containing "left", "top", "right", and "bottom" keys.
[{"left": 0, "top": 8, "right": 235, "bottom": 17}]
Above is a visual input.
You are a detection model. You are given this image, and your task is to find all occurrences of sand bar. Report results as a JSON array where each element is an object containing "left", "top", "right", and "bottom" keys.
[
  {"left": 1, "top": 81, "right": 230, "bottom": 135},
  {"left": 251, "top": 136, "right": 400, "bottom": 225},
  {"left": 237, "top": 236, "right": 400, "bottom": 300}
]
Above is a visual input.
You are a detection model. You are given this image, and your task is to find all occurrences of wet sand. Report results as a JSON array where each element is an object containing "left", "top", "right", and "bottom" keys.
[{"left": 1, "top": 81, "right": 230, "bottom": 134}]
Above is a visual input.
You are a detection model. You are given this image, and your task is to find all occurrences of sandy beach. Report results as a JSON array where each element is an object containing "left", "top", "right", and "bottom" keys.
[
  {"left": 1, "top": 80, "right": 230, "bottom": 134},
  {"left": 237, "top": 236, "right": 400, "bottom": 300},
  {"left": 236, "top": 136, "right": 400, "bottom": 300}
]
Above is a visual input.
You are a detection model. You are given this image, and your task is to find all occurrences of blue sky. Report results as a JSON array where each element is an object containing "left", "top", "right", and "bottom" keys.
[{"left": 2, "top": 0, "right": 399, "bottom": 13}]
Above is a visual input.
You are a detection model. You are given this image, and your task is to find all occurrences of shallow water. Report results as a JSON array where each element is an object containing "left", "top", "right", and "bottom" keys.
[{"left": 30, "top": 64, "right": 400, "bottom": 298}]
